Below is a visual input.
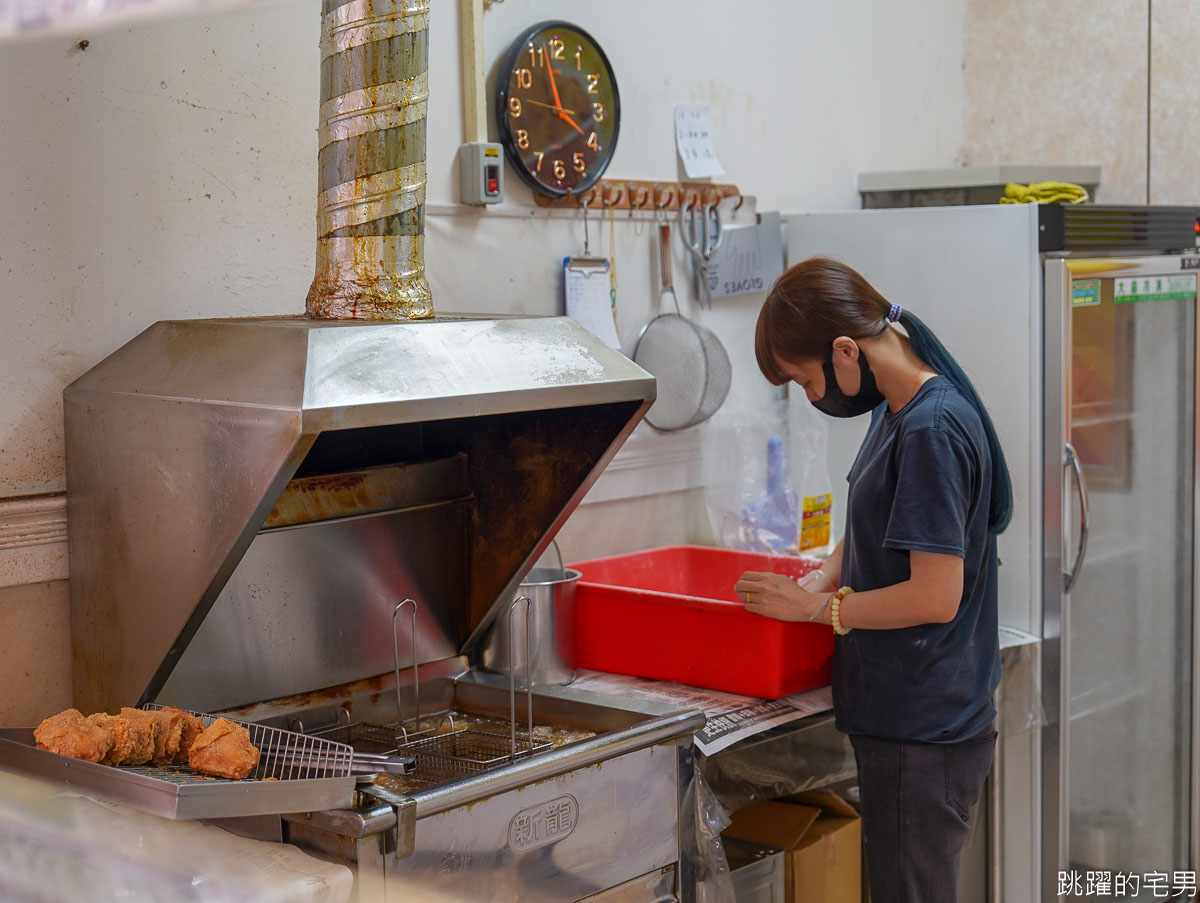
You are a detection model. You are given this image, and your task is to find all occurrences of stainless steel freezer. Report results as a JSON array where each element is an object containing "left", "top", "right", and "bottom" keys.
[{"left": 785, "top": 203, "right": 1200, "bottom": 902}]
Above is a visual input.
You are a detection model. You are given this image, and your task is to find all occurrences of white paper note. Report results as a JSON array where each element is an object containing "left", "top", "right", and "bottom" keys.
[
  {"left": 563, "top": 257, "right": 620, "bottom": 349},
  {"left": 674, "top": 104, "right": 725, "bottom": 179}
]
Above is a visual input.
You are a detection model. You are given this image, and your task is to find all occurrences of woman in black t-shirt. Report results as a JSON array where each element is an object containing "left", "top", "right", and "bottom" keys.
[{"left": 734, "top": 257, "right": 1011, "bottom": 903}]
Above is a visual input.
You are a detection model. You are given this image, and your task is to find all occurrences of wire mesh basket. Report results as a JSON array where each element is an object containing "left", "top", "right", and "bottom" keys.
[
  {"left": 310, "top": 720, "right": 404, "bottom": 756},
  {"left": 397, "top": 728, "right": 551, "bottom": 784},
  {"left": 142, "top": 704, "right": 354, "bottom": 784}
]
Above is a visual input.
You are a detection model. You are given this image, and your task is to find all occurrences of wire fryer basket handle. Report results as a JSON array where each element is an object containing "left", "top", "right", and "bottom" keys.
[
  {"left": 392, "top": 598, "right": 419, "bottom": 735},
  {"left": 507, "top": 595, "right": 534, "bottom": 762}
]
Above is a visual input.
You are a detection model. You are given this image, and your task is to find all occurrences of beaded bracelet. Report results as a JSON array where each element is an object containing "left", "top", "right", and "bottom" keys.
[{"left": 830, "top": 586, "right": 854, "bottom": 635}]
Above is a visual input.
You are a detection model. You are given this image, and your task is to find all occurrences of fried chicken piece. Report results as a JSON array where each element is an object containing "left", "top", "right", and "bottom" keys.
[
  {"left": 161, "top": 706, "right": 206, "bottom": 764},
  {"left": 188, "top": 718, "right": 260, "bottom": 780},
  {"left": 142, "top": 707, "right": 187, "bottom": 765},
  {"left": 117, "top": 707, "right": 162, "bottom": 766},
  {"left": 87, "top": 713, "right": 136, "bottom": 766},
  {"left": 34, "top": 709, "right": 113, "bottom": 763}
]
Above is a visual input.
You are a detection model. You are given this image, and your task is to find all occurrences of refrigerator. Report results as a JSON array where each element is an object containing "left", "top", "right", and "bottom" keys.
[{"left": 785, "top": 203, "right": 1200, "bottom": 902}]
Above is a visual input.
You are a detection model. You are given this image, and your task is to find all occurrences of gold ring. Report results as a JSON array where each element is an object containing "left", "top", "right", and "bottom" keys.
[{"left": 742, "top": 591, "right": 750, "bottom": 604}]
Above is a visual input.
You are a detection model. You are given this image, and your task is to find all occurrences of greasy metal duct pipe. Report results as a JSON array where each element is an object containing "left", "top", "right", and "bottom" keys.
[{"left": 306, "top": 0, "right": 433, "bottom": 319}]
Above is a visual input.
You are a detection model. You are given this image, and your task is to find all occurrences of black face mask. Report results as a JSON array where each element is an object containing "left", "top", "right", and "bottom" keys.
[{"left": 812, "top": 344, "right": 885, "bottom": 418}]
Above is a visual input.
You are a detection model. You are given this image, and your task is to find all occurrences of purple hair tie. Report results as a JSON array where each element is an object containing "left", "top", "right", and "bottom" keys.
[{"left": 887, "top": 303, "right": 903, "bottom": 323}]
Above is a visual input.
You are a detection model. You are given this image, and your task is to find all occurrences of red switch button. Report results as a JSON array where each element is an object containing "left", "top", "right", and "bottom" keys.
[{"left": 487, "top": 179, "right": 499, "bottom": 194}]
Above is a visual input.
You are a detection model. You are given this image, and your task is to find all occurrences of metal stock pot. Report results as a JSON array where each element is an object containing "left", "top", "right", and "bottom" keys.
[{"left": 480, "top": 550, "right": 580, "bottom": 686}]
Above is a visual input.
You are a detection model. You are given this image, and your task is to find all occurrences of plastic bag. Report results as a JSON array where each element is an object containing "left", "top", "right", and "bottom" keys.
[
  {"left": 680, "top": 764, "right": 736, "bottom": 902},
  {"left": 0, "top": 771, "right": 353, "bottom": 903},
  {"left": 702, "top": 397, "right": 833, "bottom": 555},
  {"left": 698, "top": 716, "right": 857, "bottom": 814},
  {"left": 787, "top": 389, "right": 836, "bottom": 556},
  {"left": 739, "top": 434, "right": 799, "bottom": 553},
  {"left": 702, "top": 400, "right": 788, "bottom": 552}
]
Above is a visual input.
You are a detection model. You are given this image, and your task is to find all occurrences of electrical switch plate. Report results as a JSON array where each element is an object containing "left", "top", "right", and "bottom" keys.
[{"left": 458, "top": 142, "right": 504, "bottom": 206}]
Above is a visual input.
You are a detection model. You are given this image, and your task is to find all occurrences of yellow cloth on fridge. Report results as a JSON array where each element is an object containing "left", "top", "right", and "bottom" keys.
[{"left": 999, "top": 181, "right": 1090, "bottom": 204}]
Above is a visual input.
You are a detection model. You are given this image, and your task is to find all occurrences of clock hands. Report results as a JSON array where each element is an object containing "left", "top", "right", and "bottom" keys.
[
  {"left": 523, "top": 97, "right": 577, "bottom": 115},
  {"left": 542, "top": 43, "right": 588, "bottom": 138},
  {"left": 559, "top": 111, "right": 587, "bottom": 136},
  {"left": 543, "top": 44, "right": 565, "bottom": 111}
]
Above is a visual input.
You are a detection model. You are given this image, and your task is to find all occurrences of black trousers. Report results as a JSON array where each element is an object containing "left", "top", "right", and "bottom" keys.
[{"left": 850, "top": 731, "right": 996, "bottom": 903}]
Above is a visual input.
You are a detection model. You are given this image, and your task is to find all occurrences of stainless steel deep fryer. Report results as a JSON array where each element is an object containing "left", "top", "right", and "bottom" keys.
[{"left": 41, "top": 314, "right": 704, "bottom": 903}]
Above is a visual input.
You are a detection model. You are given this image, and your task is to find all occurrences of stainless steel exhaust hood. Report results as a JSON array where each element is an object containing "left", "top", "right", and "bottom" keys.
[{"left": 65, "top": 315, "right": 654, "bottom": 713}]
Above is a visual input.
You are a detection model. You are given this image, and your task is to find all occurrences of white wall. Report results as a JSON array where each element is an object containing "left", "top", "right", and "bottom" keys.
[
  {"left": 0, "top": 3, "right": 318, "bottom": 497},
  {"left": 0, "top": 0, "right": 967, "bottom": 497},
  {"left": 447, "top": 1, "right": 967, "bottom": 211},
  {"left": 0, "top": 0, "right": 966, "bottom": 719}
]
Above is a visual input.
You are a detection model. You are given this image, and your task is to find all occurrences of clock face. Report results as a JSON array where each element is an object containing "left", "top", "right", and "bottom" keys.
[{"left": 496, "top": 21, "right": 620, "bottom": 199}]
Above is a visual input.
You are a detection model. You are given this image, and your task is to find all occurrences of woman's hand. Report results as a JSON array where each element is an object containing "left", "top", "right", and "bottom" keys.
[{"left": 734, "top": 571, "right": 829, "bottom": 623}]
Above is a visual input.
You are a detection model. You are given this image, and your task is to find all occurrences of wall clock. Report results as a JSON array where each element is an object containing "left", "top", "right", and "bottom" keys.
[{"left": 496, "top": 20, "right": 621, "bottom": 199}]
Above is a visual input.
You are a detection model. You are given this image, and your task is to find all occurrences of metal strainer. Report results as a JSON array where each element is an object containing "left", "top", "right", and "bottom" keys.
[{"left": 633, "top": 220, "right": 732, "bottom": 431}]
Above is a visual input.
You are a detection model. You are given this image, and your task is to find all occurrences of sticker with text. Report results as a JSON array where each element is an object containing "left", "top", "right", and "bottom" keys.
[
  {"left": 1071, "top": 278, "right": 1101, "bottom": 307},
  {"left": 800, "top": 494, "right": 832, "bottom": 552},
  {"left": 1114, "top": 274, "right": 1196, "bottom": 304}
]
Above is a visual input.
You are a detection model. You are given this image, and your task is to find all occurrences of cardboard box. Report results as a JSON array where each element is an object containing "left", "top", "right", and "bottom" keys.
[{"left": 724, "top": 791, "right": 861, "bottom": 903}]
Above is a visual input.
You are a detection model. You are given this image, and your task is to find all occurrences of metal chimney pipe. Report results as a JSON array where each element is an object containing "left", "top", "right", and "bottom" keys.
[{"left": 306, "top": 0, "right": 433, "bottom": 319}]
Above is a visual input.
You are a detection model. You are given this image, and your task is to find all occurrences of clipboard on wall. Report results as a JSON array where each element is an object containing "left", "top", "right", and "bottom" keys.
[{"left": 563, "top": 256, "right": 620, "bottom": 349}]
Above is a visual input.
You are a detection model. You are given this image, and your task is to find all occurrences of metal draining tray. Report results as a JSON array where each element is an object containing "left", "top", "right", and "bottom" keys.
[{"left": 0, "top": 707, "right": 356, "bottom": 820}]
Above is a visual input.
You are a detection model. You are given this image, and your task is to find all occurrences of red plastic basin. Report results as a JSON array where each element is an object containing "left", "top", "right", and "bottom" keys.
[{"left": 569, "top": 545, "right": 833, "bottom": 699}]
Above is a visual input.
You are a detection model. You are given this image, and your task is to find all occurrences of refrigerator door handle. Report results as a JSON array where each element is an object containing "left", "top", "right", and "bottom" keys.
[{"left": 1063, "top": 442, "right": 1090, "bottom": 592}]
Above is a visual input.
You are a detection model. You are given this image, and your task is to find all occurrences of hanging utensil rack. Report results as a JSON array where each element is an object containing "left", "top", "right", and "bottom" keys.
[{"left": 533, "top": 178, "right": 743, "bottom": 212}]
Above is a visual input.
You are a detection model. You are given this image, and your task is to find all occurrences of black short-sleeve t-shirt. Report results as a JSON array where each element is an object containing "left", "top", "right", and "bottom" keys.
[{"left": 833, "top": 377, "right": 1001, "bottom": 744}]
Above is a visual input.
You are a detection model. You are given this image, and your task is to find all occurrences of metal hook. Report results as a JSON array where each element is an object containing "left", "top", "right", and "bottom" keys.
[
  {"left": 653, "top": 184, "right": 674, "bottom": 211},
  {"left": 629, "top": 183, "right": 650, "bottom": 215},
  {"left": 703, "top": 201, "right": 724, "bottom": 257},
  {"left": 580, "top": 192, "right": 592, "bottom": 256},
  {"left": 392, "top": 598, "right": 419, "bottom": 735},
  {"left": 679, "top": 199, "right": 697, "bottom": 248},
  {"left": 732, "top": 193, "right": 745, "bottom": 212},
  {"left": 601, "top": 186, "right": 624, "bottom": 208}
]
